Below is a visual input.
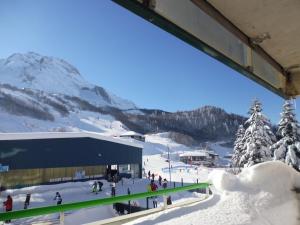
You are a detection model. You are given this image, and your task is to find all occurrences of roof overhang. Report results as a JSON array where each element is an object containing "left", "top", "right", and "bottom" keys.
[
  {"left": 0, "top": 132, "right": 143, "bottom": 148},
  {"left": 113, "top": 0, "right": 300, "bottom": 98}
]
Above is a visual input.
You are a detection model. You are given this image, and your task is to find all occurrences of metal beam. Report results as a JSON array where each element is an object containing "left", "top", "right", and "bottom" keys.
[{"left": 191, "top": 0, "right": 287, "bottom": 78}]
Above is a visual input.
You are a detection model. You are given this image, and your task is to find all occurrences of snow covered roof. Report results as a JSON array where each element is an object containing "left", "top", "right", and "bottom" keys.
[
  {"left": 0, "top": 131, "right": 143, "bottom": 148},
  {"left": 206, "top": 151, "right": 219, "bottom": 156},
  {"left": 120, "top": 131, "right": 144, "bottom": 137},
  {"left": 179, "top": 151, "right": 209, "bottom": 157}
]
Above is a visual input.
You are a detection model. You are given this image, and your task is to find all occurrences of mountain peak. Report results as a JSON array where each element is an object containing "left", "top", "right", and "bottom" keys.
[
  {"left": 0, "top": 52, "right": 136, "bottom": 110},
  {"left": 5, "top": 52, "right": 81, "bottom": 77}
]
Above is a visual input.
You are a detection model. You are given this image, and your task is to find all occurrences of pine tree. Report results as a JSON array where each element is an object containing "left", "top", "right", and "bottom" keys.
[
  {"left": 239, "top": 100, "right": 276, "bottom": 167},
  {"left": 231, "top": 125, "right": 245, "bottom": 170},
  {"left": 271, "top": 100, "right": 300, "bottom": 171},
  {"left": 277, "top": 100, "right": 300, "bottom": 140}
]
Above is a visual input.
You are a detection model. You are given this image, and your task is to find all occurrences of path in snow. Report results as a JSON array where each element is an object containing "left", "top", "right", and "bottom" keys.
[{"left": 124, "top": 194, "right": 221, "bottom": 225}]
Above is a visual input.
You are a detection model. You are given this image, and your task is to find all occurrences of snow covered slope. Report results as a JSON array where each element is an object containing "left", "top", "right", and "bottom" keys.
[
  {"left": 0, "top": 52, "right": 136, "bottom": 110},
  {"left": 143, "top": 133, "right": 190, "bottom": 155},
  {"left": 0, "top": 52, "right": 139, "bottom": 133},
  {"left": 142, "top": 133, "right": 233, "bottom": 166}
]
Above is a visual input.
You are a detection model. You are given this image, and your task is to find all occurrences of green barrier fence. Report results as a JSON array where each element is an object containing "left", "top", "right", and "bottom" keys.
[{"left": 0, "top": 182, "right": 210, "bottom": 222}]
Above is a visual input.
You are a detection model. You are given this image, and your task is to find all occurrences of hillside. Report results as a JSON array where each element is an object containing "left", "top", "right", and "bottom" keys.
[{"left": 0, "top": 52, "right": 245, "bottom": 145}]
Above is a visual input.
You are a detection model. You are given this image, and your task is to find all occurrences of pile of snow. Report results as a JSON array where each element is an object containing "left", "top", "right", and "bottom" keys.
[{"left": 127, "top": 161, "right": 300, "bottom": 225}]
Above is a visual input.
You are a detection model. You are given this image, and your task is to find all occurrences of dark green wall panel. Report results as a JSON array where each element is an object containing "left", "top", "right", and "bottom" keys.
[{"left": 0, "top": 137, "right": 142, "bottom": 170}]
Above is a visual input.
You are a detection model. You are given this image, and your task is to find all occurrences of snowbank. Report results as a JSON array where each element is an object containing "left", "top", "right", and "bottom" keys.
[{"left": 128, "top": 161, "right": 300, "bottom": 225}]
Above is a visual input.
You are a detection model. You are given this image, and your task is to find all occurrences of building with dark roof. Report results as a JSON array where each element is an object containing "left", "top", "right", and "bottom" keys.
[{"left": 0, "top": 132, "right": 143, "bottom": 188}]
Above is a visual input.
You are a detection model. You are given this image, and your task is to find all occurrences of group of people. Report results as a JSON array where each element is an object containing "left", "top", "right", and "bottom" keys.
[
  {"left": 148, "top": 171, "right": 168, "bottom": 188},
  {"left": 2, "top": 192, "right": 62, "bottom": 224},
  {"left": 1, "top": 174, "right": 171, "bottom": 223},
  {"left": 159, "top": 176, "right": 168, "bottom": 189},
  {"left": 146, "top": 171, "right": 171, "bottom": 208},
  {"left": 92, "top": 181, "right": 104, "bottom": 194},
  {"left": 91, "top": 180, "right": 116, "bottom": 197}
]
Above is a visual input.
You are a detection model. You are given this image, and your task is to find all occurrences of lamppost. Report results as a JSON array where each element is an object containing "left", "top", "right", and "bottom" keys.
[{"left": 167, "top": 145, "right": 171, "bottom": 185}]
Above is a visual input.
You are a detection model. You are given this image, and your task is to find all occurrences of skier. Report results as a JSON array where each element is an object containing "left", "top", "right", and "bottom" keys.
[
  {"left": 146, "top": 182, "right": 152, "bottom": 192},
  {"left": 127, "top": 187, "right": 131, "bottom": 212},
  {"left": 148, "top": 170, "right": 151, "bottom": 180},
  {"left": 162, "top": 178, "right": 168, "bottom": 189},
  {"left": 150, "top": 181, "right": 158, "bottom": 208},
  {"left": 111, "top": 181, "right": 116, "bottom": 197},
  {"left": 97, "top": 181, "right": 103, "bottom": 191},
  {"left": 113, "top": 174, "right": 118, "bottom": 183},
  {"left": 167, "top": 196, "right": 172, "bottom": 205},
  {"left": 146, "top": 182, "right": 152, "bottom": 209},
  {"left": 151, "top": 173, "right": 155, "bottom": 182},
  {"left": 53, "top": 192, "right": 62, "bottom": 205},
  {"left": 158, "top": 175, "right": 162, "bottom": 186},
  {"left": 92, "top": 181, "right": 98, "bottom": 194},
  {"left": 3, "top": 195, "right": 13, "bottom": 223},
  {"left": 150, "top": 180, "right": 158, "bottom": 192},
  {"left": 24, "top": 193, "right": 31, "bottom": 209}
]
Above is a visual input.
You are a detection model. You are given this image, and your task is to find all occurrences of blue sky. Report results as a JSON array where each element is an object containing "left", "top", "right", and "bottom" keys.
[{"left": 0, "top": 0, "right": 298, "bottom": 123}]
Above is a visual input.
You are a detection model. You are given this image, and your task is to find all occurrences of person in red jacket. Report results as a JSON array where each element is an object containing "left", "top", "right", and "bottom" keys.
[
  {"left": 3, "top": 195, "right": 13, "bottom": 223},
  {"left": 150, "top": 181, "right": 158, "bottom": 208},
  {"left": 150, "top": 181, "right": 158, "bottom": 192}
]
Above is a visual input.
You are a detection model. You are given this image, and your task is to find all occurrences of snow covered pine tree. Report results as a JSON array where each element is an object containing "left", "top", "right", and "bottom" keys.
[
  {"left": 231, "top": 124, "right": 245, "bottom": 172},
  {"left": 270, "top": 100, "right": 300, "bottom": 171},
  {"left": 239, "top": 100, "right": 276, "bottom": 167}
]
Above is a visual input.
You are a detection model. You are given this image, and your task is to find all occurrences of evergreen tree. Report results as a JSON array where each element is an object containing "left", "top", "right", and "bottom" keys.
[
  {"left": 239, "top": 100, "right": 276, "bottom": 167},
  {"left": 271, "top": 100, "right": 300, "bottom": 171},
  {"left": 231, "top": 124, "right": 245, "bottom": 170},
  {"left": 277, "top": 100, "right": 300, "bottom": 140}
]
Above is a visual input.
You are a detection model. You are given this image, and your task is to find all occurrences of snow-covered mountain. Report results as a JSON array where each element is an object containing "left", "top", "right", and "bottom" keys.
[
  {"left": 0, "top": 52, "right": 138, "bottom": 134},
  {"left": 0, "top": 52, "right": 245, "bottom": 147},
  {"left": 0, "top": 52, "right": 136, "bottom": 110}
]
